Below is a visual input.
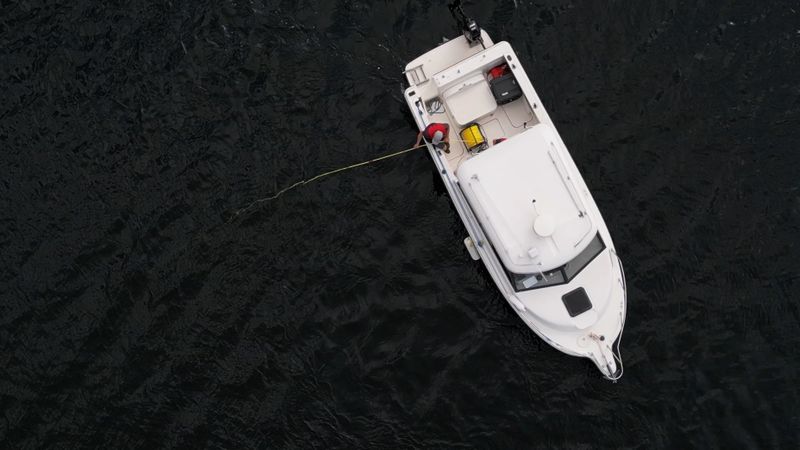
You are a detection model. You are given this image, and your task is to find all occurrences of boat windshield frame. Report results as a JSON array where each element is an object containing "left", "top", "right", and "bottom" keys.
[{"left": 504, "top": 233, "right": 606, "bottom": 292}]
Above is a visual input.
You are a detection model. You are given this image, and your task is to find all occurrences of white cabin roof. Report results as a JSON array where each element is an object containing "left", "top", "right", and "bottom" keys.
[{"left": 456, "top": 124, "right": 596, "bottom": 273}]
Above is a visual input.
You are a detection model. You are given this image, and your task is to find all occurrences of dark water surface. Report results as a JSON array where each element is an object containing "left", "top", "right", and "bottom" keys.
[{"left": 2, "top": 0, "right": 800, "bottom": 447}]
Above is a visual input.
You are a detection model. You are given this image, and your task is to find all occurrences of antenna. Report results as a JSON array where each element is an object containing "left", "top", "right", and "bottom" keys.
[{"left": 448, "top": 1, "right": 484, "bottom": 48}]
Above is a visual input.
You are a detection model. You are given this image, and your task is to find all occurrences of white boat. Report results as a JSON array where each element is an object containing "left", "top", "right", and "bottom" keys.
[{"left": 403, "top": 6, "right": 626, "bottom": 380}]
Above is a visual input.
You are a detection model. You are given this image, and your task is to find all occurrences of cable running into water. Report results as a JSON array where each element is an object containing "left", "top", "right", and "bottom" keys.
[{"left": 230, "top": 143, "right": 428, "bottom": 220}]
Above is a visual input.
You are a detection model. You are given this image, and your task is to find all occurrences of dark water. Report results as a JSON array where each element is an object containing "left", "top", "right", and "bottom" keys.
[{"left": 2, "top": 0, "right": 799, "bottom": 447}]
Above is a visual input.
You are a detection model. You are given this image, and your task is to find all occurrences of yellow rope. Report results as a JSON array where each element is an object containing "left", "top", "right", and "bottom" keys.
[{"left": 230, "top": 143, "right": 429, "bottom": 220}]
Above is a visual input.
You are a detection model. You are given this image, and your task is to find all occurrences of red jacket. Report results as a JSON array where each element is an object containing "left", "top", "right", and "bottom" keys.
[{"left": 423, "top": 123, "right": 449, "bottom": 140}]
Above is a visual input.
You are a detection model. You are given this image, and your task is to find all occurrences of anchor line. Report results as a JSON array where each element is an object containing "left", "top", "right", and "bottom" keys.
[
  {"left": 230, "top": 143, "right": 429, "bottom": 220},
  {"left": 230, "top": 136, "right": 490, "bottom": 221}
]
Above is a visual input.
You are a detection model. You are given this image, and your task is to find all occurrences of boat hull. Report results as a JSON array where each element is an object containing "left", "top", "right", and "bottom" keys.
[{"left": 404, "top": 32, "right": 626, "bottom": 380}]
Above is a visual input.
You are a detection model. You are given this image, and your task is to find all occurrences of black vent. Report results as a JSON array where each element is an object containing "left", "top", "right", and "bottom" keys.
[{"left": 562, "top": 288, "right": 592, "bottom": 317}]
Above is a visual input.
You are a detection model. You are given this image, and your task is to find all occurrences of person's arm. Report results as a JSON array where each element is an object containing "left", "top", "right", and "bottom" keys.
[{"left": 414, "top": 131, "right": 424, "bottom": 147}]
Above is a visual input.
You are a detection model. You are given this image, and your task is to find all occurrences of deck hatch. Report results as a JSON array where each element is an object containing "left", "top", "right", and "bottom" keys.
[{"left": 562, "top": 287, "right": 592, "bottom": 317}]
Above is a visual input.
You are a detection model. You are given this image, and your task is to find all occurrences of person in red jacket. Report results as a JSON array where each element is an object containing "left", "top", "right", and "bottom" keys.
[{"left": 415, "top": 122, "right": 450, "bottom": 153}]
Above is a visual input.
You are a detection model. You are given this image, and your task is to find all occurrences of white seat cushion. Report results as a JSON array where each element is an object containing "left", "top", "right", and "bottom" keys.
[{"left": 442, "top": 75, "right": 497, "bottom": 126}]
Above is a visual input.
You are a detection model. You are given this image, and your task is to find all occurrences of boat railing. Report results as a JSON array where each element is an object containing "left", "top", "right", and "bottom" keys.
[
  {"left": 547, "top": 143, "right": 589, "bottom": 218},
  {"left": 422, "top": 138, "right": 509, "bottom": 292},
  {"left": 605, "top": 248, "right": 626, "bottom": 382},
  {"left": 414, "top": 97, "right": 520, "bottom": 301}
]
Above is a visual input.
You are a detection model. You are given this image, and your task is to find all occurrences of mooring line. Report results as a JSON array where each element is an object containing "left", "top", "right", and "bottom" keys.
[{"left": 230, "top": 143, "right": 429, "bottom": 220}]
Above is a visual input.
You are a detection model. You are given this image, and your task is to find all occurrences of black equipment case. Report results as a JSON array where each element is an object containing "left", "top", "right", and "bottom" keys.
[{"left": 489, "top": 73, "right": 523, "bottom": 105}]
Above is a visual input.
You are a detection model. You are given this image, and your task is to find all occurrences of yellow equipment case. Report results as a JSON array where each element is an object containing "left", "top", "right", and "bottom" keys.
[{"left": 460, "top": 123, "right": 488, "bottom": 153}]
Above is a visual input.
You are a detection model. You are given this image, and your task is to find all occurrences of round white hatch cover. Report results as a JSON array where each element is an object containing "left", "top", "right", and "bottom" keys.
[{"left": 534, "top": 215, "right": 555, "bottom": 237}]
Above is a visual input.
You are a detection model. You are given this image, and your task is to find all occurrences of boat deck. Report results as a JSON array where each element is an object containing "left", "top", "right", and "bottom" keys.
[
  {"left": 427, "top": 94, "right": 537, "bottom": 173},
  {"left": 405, "top": 39, "right": 544, "bottom": 175}
]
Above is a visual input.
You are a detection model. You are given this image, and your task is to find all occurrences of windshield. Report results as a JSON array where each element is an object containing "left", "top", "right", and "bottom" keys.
[{"left": 506, "top": 233, "right": 606, "bottom": 292}]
